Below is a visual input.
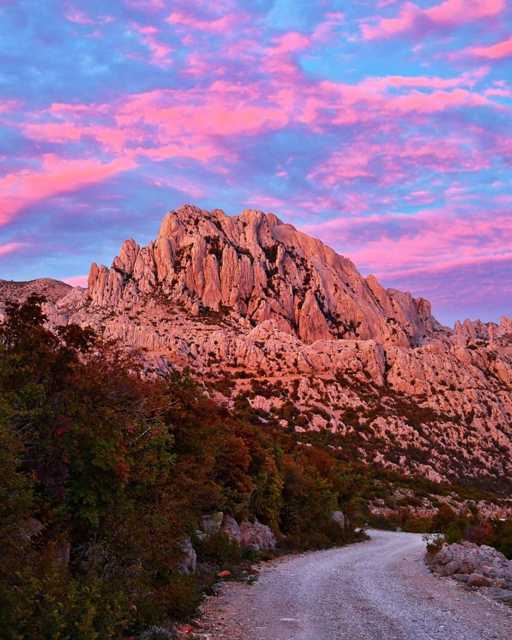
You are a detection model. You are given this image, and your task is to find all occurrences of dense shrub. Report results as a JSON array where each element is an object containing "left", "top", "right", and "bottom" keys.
[
  {"left": 195, "top": 532, "right": 241, "bottom": 564},
  {"left": 420, "top": 504, "right": 512, "bottom": 557}
]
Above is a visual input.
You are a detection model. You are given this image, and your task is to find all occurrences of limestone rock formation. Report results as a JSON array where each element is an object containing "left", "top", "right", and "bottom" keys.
[
  {"left": 87, "top": 205, "right": 443, "bottom": 347},
  {"left": 3, "top": 204, "right": 512, "bottom": 486}
]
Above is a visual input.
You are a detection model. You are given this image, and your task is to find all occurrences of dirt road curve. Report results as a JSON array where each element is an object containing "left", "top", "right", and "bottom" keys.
[{"left": 199, "top": 530, "right": 512, "bottom": 640}]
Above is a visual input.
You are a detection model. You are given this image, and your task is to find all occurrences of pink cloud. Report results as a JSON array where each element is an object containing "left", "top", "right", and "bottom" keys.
[
  {"left": 0, "top": 242, "right": 26, "bottom": 257},
  {"left": 18, "top": 69, "right": 500, "bottom": 188},
  {"left": 124, "top": 0, "right": 165, "bottom": 11},
  {"left": 182, "top": 52, "right": 217, "bottom": 76},
  {"left": 308, "top": 135, "right": 489, "bottom": 188},
  {"left": 426, "top": 0, "right": 505, "bottom": 23},
  {"left": 49, "top": 102, "right": 108, "bottom": 115},
  {"left": 65, "top": 8, "right": 113, "bottom": 26},
  {"left": 270, "top": 32, "right": 311, "bottom": 55},
  {"left": 0, "top": 100, "right": 20, "bottom": 114},
  {"left": 151, "top": 175, "right": 205, "bottom": 199},
  {"left": 287, "top": 74, "right": 495, "bottom": 129},
  {"left": 167, "top": 11, "right": 242, "bottom": 34},
  {"left": 302, "top": 208, "right": 512, "bottom": 281},
  {"left": 116, "top": 85, "right": 289, "bottom": 138},
  {"left": 360, "top": 68, "right": 487, "bottom": 91},
  {"left": 262, "top": 32, "right": 312, "bottom": 79},
  {"left": 362, "top": 2, "right": 418, "bottom": 40},
  {"left": 311, "top": 12, "right": 345, "bottom": 42},
  {"left": 65, "top": 9, "right": 94, "bottom": 25},
  {"left": 134, "top": 140, "right": 221, "bottom": 162},
  {"left": 132, "top": 23, "right": 173, "bottom": 66},
  {"left": 22, "top": 121, "right": 129, "bottom": 153},
  {"left": 468, "top": 36, "right": 512, "bottom": 60},
  {"left": 363, "top": 0, "right": 506, "bottom": 39},
  {"left": 0, "top": 154, "right": 136, "bottom": 225},
  {"left": 245, "top": 194, "right": 289, "bottom": 211},
  {"left": 486, "top": 87, "right": 512, "bottom": 97},
  {"left": 391, "top": 88, "right": 490, "bottom": 113},
  {"left": 63, "top": 275, "right": 88, "bottom": 287}
]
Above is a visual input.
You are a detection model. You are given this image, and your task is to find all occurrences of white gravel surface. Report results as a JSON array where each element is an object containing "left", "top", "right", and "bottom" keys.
[{"left": 199, "top": 530, "right": 512, "bottom": 639}]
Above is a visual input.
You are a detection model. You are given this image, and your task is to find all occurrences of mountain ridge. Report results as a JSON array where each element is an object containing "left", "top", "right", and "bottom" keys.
[{"left": 2, "top": 204, "right": 512, "bottom": 485}]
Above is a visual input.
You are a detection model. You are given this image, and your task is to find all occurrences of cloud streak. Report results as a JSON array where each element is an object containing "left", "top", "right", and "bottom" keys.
[{"left": 363, "top": 0, "right": 506, "bottom": 40}]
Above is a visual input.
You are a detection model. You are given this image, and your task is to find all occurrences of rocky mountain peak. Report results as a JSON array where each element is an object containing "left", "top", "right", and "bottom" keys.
[{"left": 87, "top": 205, "right": 444, "bottom": 347}]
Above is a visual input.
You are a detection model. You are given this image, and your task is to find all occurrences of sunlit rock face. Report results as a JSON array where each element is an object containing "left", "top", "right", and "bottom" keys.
[
  {"left": 4, "top": 205, "right": 512, "bottom": 485},
  {"left": 88, "top": 204, "right": 444, "bottom": 347}
]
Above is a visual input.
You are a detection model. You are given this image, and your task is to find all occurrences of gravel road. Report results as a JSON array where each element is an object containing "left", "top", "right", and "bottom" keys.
[{"left": 199, "top": 530, "right": 512, "bottom": 640}]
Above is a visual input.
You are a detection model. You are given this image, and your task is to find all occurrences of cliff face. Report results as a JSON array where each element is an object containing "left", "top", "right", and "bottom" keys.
[
  {"left": 87, "top": 205, "right": 443, "bottom": 347},
  {"left": 5, "top": 205, "right": 512, "bottom": 484}
]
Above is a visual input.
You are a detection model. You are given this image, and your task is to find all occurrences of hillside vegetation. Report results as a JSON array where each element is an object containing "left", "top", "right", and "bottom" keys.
[{"left": 0, "top": 296, "right": 362, "bottom": 639}]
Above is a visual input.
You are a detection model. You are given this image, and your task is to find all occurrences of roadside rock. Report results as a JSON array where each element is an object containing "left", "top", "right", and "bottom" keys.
[
  {"left": 467, "top": 573, "right": 492, "bottom": 587},
  {"left": 428, "top": 541, "right": 512, "bottom": 604},
  {"left": 331, "top": 511, "right": 346, "bottom": 530},
  {"left": 178, "top": 538, "right": 197, "bottom": 575},
  {"left": 240, "top": 520, "right": 276, "bottom": 552},
  {"left": 221, "top": 514, "right": 242, "bottom": 545}
]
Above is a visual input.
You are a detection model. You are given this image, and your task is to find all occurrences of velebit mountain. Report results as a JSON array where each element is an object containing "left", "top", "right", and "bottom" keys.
[{"left": 3, "top": 204, "right": 512, "bottom": 486}]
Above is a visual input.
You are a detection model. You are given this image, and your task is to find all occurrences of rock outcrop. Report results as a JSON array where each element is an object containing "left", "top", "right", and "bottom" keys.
[{"left": 3, "top": 204, "right": 512, "bottom": 485}]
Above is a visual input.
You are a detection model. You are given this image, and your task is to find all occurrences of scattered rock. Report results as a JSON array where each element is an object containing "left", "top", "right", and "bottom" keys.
[
  {"left": 428, "top": 541, "right": 512, "bottom": 604},
  {"left": 486, "top": 587, "right": 512, "bottom": 604},
  {"left": 467, "top": 573, "right": 492, "bottom": 587},
  {"left": 452, "top": 573, "right": 469, "bottom": 583}
]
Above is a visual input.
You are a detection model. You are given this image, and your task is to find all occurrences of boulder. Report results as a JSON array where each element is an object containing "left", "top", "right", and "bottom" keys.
[
  {"left": 221, "top": 514, "right": 241, "bottom": 545},
  {"left": 240, "top": 519, "right": 276, "bottom": 552},
  {"left": 177, "top": 538, "right": 197, "bottom": 575},
  {"left": 331, "top": 511, "right": 346, "bottom": 530},
  {"left": 467, "top": 573, "right": 492, "bottom": 587},
  {"left": 438, "top": 560, "right": 461, "bottom": 576},
  {"left": 487, "top": 588, "right": 512, "bottom": 604}
]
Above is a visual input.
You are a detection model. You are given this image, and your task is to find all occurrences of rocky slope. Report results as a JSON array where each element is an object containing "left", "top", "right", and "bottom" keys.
[
  {"left": 4, "top": 205, "right": 512, "bottom": 485},
  {"left": 0, "top": 278, "right": 71, "bottom": 320}
]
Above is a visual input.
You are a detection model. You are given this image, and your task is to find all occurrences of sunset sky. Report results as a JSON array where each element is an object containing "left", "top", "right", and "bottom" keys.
[{"left": 1, "top": 0, "right": 511, "bottom": 324}]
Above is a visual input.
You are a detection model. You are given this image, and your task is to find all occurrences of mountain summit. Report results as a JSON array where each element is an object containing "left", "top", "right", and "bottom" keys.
[{"left": 88, "top": 204, "right": 442, "bottom": 347}]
